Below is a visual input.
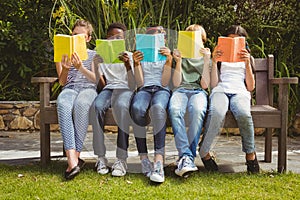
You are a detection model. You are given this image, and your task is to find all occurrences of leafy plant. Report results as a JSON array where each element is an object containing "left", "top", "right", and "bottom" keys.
[{"left": 0, "top": 0, "right": 56, "bottom": 100}]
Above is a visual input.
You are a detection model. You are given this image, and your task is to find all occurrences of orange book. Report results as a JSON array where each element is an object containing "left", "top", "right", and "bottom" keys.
[{"left": 216, "top": 36, "right": 245, "bottom": 62}]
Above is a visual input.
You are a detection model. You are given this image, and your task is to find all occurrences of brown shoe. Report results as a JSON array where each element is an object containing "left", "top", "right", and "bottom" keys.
[
  {"left": 201, "top": 156, "right": 218, "bottom": 172},
  {"left": 78, "top": 158, "right": 85, "bottom": 169},
  {"left": 64, "top": 166, "right": 80, "bottom": 180},
  {"left": 246, "top": 153, "right": 260, "bottom": 174}
]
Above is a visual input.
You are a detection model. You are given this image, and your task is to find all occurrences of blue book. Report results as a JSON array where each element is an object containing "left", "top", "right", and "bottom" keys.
[{"left": 136, "top": 34, "right": 166, "bottom": 62}]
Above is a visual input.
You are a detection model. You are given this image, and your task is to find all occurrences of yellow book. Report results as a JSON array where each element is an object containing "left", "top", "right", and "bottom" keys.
[
  {"left": 53, "top": 34, "right": 88, "bottom": 62},
  {"left": 177, "top": 31, "right": 204, "bottom": 58}
]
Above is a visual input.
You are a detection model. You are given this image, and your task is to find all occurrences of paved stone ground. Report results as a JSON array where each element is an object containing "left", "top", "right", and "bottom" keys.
[{"left": 0, "top": 130, "right": 299, "bottom": 174}]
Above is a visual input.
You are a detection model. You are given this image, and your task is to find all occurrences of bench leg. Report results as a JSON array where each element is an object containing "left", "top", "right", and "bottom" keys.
[
  {"left": 277, "top": 83, "right": 289, "bottom": 173},
  {"left": 278, "top": 127, "right": 287, "bottom": 173},
  {"left": 63, "top": 144, "right": 66, "bottom": 157},
  {"left": 264, "top": 128, "right": 272, "bottom": 162},
  {"left": 40, "top": 123, "right": 51, "bottom": 167}
]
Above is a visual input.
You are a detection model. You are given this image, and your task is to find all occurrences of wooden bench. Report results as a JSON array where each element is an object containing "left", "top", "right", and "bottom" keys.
[{"left": 31, "top": 55, "right": 298, "bottom": 172}]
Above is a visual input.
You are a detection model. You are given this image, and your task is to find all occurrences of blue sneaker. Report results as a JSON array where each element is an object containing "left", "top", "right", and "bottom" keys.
[
  {"left": 95, "top": 157, "right": 109, "bottom": 175},
  {"left": 175, "top": 156, "right": 198, "bottom": 177},
  {"left": 141, "top": 158, "right": 153, "bottom": 177},
  {"left": 150, "top": 161, "right": 164, "bottom": 183},
  {"left": 112, "top": 159, "right": 127, "bottom": 177}
]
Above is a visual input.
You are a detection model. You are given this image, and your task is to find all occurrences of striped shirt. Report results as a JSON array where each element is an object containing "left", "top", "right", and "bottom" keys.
[{"left": 64, "top": 49, "right": 97, "bottom": 90}]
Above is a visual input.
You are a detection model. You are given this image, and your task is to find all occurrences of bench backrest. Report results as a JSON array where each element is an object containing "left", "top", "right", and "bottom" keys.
[{"left": 253, "top": 55, "right": 274, "bottom": 106}]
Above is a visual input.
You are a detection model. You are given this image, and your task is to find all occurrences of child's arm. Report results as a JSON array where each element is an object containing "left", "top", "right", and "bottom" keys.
[
  {"left": 160, "top": 47, "right": 172, "bottom": 87},
  {"left": 71, "top": 52, "right": 96, "bottom": 83},
  {"left": 97, "top": 75, "right": 106, "bottom": 92},
  {"left": 239, "top": 49, "right": 255, "bottom": 91},
  {"left": 56, "top": 54, "right": 71, "bottom": 86},
  {"left": 200, "top": 47, "right": 211, "bottom": 90},
  {"left": 133, "top": 51, "right": 144, "bottom": 89},
  {"left": 172, "top": 49, "right": 182, "bottom": 88},
  {"left": 120, "top": 52, "right": 136, "bottom": 90},
  {"left": 210, "top": 47, "right": 220, "bottom": 88},
  {"left": 93, "top": 54, "right": 106, "bottom": 91}
]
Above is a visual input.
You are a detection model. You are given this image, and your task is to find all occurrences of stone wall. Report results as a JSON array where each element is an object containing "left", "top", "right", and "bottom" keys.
[
  {"left": 0, "top": 101, "right": 300, "bottom": 135},
  {"left": 0, "top": 101, "right": 59, "bottom": 131}
]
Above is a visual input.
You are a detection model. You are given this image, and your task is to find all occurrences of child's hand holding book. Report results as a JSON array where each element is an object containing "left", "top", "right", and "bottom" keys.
[
  {"left": 238, "top": 48, "right": 251, "bottom": 65},
  {"left": 60, "top": 52, "right": 84, "bottom": 70},
  {"left": 61, "top": 54, "right": 72, "bottom": 70},
  {"left": 159, "top": 47, "right": 171, "bottom": 57},
  {"left": 172, "top": 49, "right": 182, "bottom": 62},
  {"left": 200, "top": 47, "right": 211, "bottom": 62},
  {"left": 118, "top": 52, "right": 129, "bottom": 63},
  {"left": 71, "top": 52, "right": 83, "bottom": 70},
  {"left": 118, "top": 52, "right": 131, "bottom": 71},
  {"left": 133, "top": 50, "right": 144, "bottom": 65}
]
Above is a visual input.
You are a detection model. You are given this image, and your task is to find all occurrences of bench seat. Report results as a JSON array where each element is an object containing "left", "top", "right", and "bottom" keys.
[{"left": 31, "top": 55, "right": 298, "bottom": 173}]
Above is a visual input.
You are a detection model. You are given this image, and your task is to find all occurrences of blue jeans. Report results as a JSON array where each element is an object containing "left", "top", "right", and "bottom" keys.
[
  {"left": 130, "top": 86, "right": 171, "bottom": 156},
  {"left": 199, "top": 92, "right": 255, "bottom": 158},
  {"left": 168, "top": 88, "right": 208, "bottom": 160},
  {"left": 57, "top": 88, "right": 97, "bottom": 152},
  {"left": 91, "top": 89, "right": 145, "bottom": 160}
]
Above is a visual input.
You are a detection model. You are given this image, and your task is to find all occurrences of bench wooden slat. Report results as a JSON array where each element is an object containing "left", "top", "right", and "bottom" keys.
[
  {"left": 254, "top": 59, "right": 268, "bottom": 71},
  {"left": 270, "top": 77, "right": 299, "bottom": 84},
  {"left": 31, "top": 77, "right": 58, "bottom": 83},
  {"left": 42, "top": 107, "right": 118, "bottom": 125},
  {"left": 223, "top": 113, "right": 281, "bottom": 128},
  {"left": 43, "top": 105, "right": 281, "bottom": 128}
]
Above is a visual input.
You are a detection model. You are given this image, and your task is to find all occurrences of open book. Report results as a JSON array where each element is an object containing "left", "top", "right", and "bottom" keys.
[
  {"left": 95, "top": 39, "right": 126, "bottom": 63},
  {"left": 216, "top": 36, "right": 246, "bottom": 62},
  {"left": 53, "top": 34, "right": 88, "bottom": 62},
  {"left": 136, "top": 34, "right": 166, "bottom": 62},
  {"left": 177, "top": 31, "right": 204, "bottom": 58}
]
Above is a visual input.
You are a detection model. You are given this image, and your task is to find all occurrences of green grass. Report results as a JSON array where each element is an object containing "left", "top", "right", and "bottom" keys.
[{"left": 0, "top": 161, "right": 299, "bottom": 199}]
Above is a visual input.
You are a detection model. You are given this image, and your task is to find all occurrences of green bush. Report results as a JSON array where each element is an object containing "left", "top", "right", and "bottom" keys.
[{"left": 0, "top": 0, "right": 55, "bottom": 100}]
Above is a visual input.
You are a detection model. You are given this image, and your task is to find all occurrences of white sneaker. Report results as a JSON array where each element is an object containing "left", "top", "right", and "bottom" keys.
[
  {"left": 175, "top": 156, "right": 198, "bottom": 177},
  {"left": 112, "top": 159, "right": 127, "bottom": 177},
  {"left": 141, "top": 158, "right": 153, "bottom": 177},
  {"left": 95, "top": 157, "right": 109, "bottom": 175},
  {"left": 150, "top": 161, "right": 165, "bottom": 183}
]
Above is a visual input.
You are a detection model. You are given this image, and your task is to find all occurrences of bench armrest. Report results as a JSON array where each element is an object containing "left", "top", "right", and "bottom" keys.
[
  {"left": 31, "top": 77, "right": 58, "bottom": 107},
  {"left": 270, "top": 77, "right": 298, "bottom": 85},
  {"left": 269, "top": 77, "right": 298, "bottom": 107},
  {"left": 31, "top": 77, "right": 58, "bottom": 84},
  {"left": 269, "top": 77, "right": 298, "bottom": 125}
]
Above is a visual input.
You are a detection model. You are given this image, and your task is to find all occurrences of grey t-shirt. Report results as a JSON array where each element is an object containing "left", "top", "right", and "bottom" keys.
[{"left": 141, "top": 60, "right": 165, "bottom": 87}]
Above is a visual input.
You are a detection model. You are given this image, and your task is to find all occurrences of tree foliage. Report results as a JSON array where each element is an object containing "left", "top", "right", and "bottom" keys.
[{"left": 0, "top": 0, "right": 57, "bottom": 100}]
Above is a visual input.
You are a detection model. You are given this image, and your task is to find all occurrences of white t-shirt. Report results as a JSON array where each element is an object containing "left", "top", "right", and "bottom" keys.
[
  {"left": 98, "top": 51, "right": 134, "bottom": 90},
  {"left": 212, "top": 61, "right": 250, "bottom": 98}
]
